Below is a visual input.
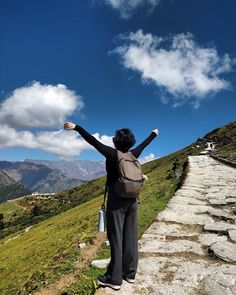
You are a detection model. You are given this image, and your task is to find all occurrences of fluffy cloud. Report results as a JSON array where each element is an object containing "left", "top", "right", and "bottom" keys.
[
  {"left": 113, "top": 30, "right": 235, "bottom": 108},
  {"left": 104, "top": 0, "right": 160, "bottom": 19},
  {"left": 0, "top": 82, "right": 83, "bottom": 128},
  {"left": 139, "top": 153, "right": 157, "bottom": 164},
  {"left": 0, "top": 82, "right": 114, "bottom": 158},
  {"left": 0, "top": 124, "right": 37, "bottom": 149}
]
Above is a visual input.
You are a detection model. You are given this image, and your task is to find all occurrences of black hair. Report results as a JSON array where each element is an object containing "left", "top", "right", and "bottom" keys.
[{"left": 113, "top": 128, "right": 136, "bottom": 152}]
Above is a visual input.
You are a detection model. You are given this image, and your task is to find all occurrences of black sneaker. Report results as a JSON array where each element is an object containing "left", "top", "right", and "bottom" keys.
[
  {"left": 97, "top": 274, "right": 121, "bottom": 291},
  {"left": 123, "top": 275, "right": 136, "bottom": 283}
]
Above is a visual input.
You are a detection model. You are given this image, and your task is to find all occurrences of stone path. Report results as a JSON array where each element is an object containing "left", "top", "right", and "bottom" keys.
[{"left": 95, "top": 155, "right": 236, "bottom": 295}]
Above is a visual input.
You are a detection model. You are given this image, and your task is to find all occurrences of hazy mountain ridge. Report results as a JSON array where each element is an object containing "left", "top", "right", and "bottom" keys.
[
  {"left": 25, "top": 159, "right": 106, "bottom": 180},
  {"left": 0, "top": 161, "right": 85, "bottom": 194}
]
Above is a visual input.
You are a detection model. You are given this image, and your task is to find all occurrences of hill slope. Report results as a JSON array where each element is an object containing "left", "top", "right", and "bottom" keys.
[
  {"left": 0, "top": 147, "right": 189, "bottom": 294},
  {"left": 197, "top": 121, "right": 236, "bottom": 162},
  {"left": 0, "top": 120, "right": 235, "bottom": 294},
  {"left": 0, "top": 170, "right": 31, "bottom": 204}
]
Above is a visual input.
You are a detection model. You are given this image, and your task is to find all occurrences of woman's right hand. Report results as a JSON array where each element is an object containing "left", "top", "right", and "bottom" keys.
[
  {"left": 64, "top": 122, "right": 76, "bottom": 130},
  {"left": 152, "top": 129, "right": 159, "bottom": 136}
]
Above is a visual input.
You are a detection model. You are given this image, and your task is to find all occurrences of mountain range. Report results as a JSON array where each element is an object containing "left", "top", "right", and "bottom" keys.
[{"left": 0, "top": 159, "right": 106, "bottom": 200}]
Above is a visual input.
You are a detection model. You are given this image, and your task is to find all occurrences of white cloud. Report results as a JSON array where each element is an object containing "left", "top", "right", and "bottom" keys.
[
  {"left": 113, "top": 30, "right": 235, "bottom": 108},
  {"left": 0, "top": 124, "right": 37, "bottom": 148},
  {"left": 0, "top": 82, "right": 114, "bottom": 159},
  {"left": 0, "top": 82, "right": 84, "bottom": 128},
  {"left": 104, "top": 0, "right": 160, "bottom": 19},
  {"left": 139, "top": 153, "right": 157, "bottom": 164}
]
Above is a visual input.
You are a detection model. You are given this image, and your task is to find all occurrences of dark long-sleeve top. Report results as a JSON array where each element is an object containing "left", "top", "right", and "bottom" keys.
[{"left": 74, "top": 125, "right": 157, "bottom": 186}]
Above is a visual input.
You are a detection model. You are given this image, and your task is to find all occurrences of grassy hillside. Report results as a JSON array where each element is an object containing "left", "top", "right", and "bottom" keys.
[
  {"left": 0, "top": 170, "right": 31, "bottom": 204},
  {"left": 0, "top": 121, "right": 235, "bottom": 294},
  {"left": 0, "top": 196, "right": 103, "bottom": 294},
  {"left": 200, "top": 121, "right": 236, "bottom": 162},
  {"left": 0, "top": 202, "right": 24, "bottom": 221},
  {"left": 0, "top": 175, "right": 106, "bottom": 239},
  {"left": 0, "top": 145, "right": 190, "bottom": 295}
]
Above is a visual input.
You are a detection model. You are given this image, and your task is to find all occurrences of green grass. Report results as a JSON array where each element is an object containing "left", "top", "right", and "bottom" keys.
[
  {"left": 0, "top": 201, "right": 24, "bottom": 221},
  {"left": 0, "top": 196, "right": 104, "bottom": 294}
]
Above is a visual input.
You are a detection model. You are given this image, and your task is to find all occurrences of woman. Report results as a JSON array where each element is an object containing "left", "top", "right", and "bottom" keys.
[{"left": 64, "top": 122, "right": 158, "bottom": 290}]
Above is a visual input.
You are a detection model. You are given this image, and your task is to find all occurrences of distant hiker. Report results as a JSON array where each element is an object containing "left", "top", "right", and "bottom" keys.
[
  {"left": 172, "top": 159, "right": 179, "bottom": 178},
  {"left": 64, "top": 122, "right": 158, "bottom": 291}
]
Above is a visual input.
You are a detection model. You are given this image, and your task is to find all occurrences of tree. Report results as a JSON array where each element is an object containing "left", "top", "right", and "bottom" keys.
[
  {"left": 31, "top": 205, "right": 41, "bottom": 216},
  {"left": 0, "top": 213, "right": 4, "bottom": 229}
]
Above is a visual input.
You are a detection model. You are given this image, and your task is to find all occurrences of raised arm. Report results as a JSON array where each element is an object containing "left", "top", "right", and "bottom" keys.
[
  {"left": 131, "top": 129, "right": 158, "bottom": 159},
  {"left": 64, "top": 122, "right": 116, "bottom": 158}
]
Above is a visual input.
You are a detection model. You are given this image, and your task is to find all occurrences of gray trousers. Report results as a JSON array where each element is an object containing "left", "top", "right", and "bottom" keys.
[{"left": 106, "top": 186, "right": 138, "bottom": 285}]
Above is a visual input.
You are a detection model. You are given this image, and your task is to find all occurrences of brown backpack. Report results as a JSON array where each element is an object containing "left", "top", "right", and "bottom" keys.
[{"left": 114, "top": 151, "right": 143, "bottom": 198}]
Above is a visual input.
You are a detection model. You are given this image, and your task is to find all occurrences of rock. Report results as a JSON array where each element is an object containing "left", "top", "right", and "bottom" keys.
[
  {"left": 78, "top": 243, "right": 86, "bottom": 249},
  {"left": 139, "top": 239, "right": 204, "bottom": 256},
  {"left": 209, "top": 241, "right": 236, "bottom": 262},
  {"left": 91, "top": 258, "right": 110, "bottom": 269},
  {"left": 228, "top": 229, "right": 236, "bottom": 242},
  {"left": 204, "top": 222, "right": 236, "bottom": 233},
  {"left": 104, "top": 240, "right": 110, "bottom": 247},
  {"left": 198, "top": 233, "right": 227, "bottom": 246},
  {"left": 208, "top": 199, "right": 227, "bottom": 205},
  {"left": 204, "top": 264, "right": 236, "bottom": 295},
  {"left": 158, "top": 210, "right": 214, "bottom": 225},
  {"left": 168, "top": 195, "right": 208, "bottom": 205},
  {"left": 225, "top": 197, "right": 236, "bottom": 204},
  {"left": 207, "top": 208, "right": 235, "bottom": 220},
  {"left": 145, "top": 222, "right": 199, "bottom": 237}
]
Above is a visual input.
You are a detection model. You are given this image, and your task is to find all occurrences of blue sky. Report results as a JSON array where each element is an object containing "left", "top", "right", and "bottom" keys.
[{"left": 0, "top": 0, "right": 235, "bottom": 162}]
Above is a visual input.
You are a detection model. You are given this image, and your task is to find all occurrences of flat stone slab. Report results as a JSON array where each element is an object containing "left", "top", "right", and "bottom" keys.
[
  {"left": 144, "top": 222, "right": 200, "bottom": 237},
  {"left": 91, "top": 258, "right": 110, "bottom": 269},
  {"left": 167, "top": 203, "right": 211, "bottom": 214},
  {"left": 168, "top": 195, "right": 208, "bottom": 205},
  {"left": 207, "top": 208, "right": 235, "bottom": 220},
  {"left": 209, "top": 241, "right": 236, "bottom": 262},
  {"left": 226, "top": 197, "right": 236, "bottom": 204},
  {"left": 198, "top": 233, "right": 227, "bottom": 246},
  {"left": 204, "top": 222, "right": 236, "bottom": 233},
  {"left": 158, "top": 210, "right": 214, "bottom": 225},
  {"left": 139, "top": 239, "right": 204, "bottom": 255},
  {"left": 209, "top": 198, "right": 227, "bottom": 205},
  {"left": 228, "top": 229, "right": 236, "bottom": 242}
]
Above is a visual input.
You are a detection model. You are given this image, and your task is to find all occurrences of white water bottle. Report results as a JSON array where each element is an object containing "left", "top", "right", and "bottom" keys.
[{"left": 98, "top": 206, "right": 106, "bottom": 232}]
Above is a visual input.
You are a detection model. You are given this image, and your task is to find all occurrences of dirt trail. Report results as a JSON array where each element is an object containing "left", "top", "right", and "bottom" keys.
[{"left": 34, "top": 233, "right": 107, "bottom": 295}]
